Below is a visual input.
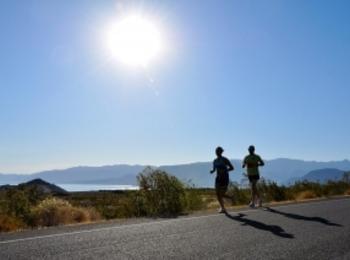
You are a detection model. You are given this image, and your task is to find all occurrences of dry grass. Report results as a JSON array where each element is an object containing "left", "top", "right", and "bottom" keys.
[
  {"left": 295, "top": 190, "right": 317, "bottom": 200},
  {"left": 206, "top": 200, "right": 220, "bottom": 209},
  {"left": 0, "top": 215, "right": 25, "bottom": 232},
  {"left": 31, "top": 198, "right": 101, "bottom": 227},
  {"left": 197, "top": 194, "right": 217, "bottom": 209}
]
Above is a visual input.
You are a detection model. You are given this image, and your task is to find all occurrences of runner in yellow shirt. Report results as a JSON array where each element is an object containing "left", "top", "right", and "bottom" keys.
[{"left": 242, "top": 145, "right": 264, "bottom": 208}]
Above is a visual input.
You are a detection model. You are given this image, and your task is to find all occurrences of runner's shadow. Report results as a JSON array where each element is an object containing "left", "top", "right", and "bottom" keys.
[
  {"left": 225, "top": 212, "right": 294, "bottom": 239},
  {"left": 264, "top": 207, "right": 342, "bottom": 227}
]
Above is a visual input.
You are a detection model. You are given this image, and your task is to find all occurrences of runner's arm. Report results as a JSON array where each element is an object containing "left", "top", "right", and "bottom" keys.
[
  {"left": 226, "top": 158, "right": 234, "bottom": 172},
  {"left": 258, "top": 156, "right": 265, "bottom": 166},
  {"left": 210, "top": 161, "right": 216, "bottom": 174},
  {"left": 242, "top": 157, "right": 246, "bottom": 168}
]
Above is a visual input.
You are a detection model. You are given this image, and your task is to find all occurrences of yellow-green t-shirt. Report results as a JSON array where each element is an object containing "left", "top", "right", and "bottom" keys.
[{"left": 243, "top": 154, "right": 262, "bottom": 176}]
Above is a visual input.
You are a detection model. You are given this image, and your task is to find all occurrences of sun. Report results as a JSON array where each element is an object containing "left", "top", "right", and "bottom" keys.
[{"left": 106, "top": 15, "right": 163, "bottom": 67}]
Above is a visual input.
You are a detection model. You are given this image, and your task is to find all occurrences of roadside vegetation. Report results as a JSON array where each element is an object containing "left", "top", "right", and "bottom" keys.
[{"left": 1, "top": 169, "right": 349, "bottom": 232}]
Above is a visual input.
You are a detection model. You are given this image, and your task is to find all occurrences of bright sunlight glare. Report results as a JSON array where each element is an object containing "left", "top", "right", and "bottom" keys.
[{"left": 106, "top": 15, "right": 163, "bottom": 67}]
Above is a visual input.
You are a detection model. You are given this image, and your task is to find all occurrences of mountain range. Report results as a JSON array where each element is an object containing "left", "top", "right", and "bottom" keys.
[
  {"left": 1, "top": 159, "right": 350, "bottom": 187},
  {"left": 299, "top": 168, "right": 347, "bottom": 183}
]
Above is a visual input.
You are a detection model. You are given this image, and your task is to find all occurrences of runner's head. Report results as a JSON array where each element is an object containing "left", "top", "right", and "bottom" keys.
[
  {"left": 248, "top": 145, "right": 255, "bottom": 154},
  {"left": 215, "top": 146, "right": 224, "bottom": 157}
]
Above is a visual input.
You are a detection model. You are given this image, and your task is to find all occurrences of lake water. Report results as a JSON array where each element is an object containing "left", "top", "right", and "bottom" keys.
[{"left": 58, "top": 184, "right": 139, "bottom": 192}]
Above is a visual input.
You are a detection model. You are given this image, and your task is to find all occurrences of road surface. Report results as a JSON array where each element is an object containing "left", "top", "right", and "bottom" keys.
[{"left": 1, "top": 198, "right": 349, "bottom": 259}]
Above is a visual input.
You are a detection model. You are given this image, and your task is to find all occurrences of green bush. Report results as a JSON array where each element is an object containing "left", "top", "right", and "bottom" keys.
[
  {"left": 136, "top": 167, "right": 186, "bottom": 216},
  {"left": 3, "top": 189, "right": 31, "bottom": 220}
]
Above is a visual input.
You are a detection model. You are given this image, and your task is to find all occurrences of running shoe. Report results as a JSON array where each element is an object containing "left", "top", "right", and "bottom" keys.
[
  {"left": 218, "top": 208, "right": 227, "bottom": 213},
  {"left": 249, "top": 201, "right": 255, "bottom": 208}
]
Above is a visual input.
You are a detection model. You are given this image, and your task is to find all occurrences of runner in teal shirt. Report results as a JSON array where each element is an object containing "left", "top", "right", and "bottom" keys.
[{"left": 210, "top": 146, "right": 234, "bottom": 213}]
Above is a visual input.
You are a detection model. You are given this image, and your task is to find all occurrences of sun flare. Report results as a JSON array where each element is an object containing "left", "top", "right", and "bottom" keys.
[{"left": 106, "top": 15, "right": 163, "bottom": 67}]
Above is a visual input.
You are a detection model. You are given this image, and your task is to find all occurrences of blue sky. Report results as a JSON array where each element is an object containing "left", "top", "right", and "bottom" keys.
[{"left": 1, "top": 0, "right": 349, "bottom": 173}]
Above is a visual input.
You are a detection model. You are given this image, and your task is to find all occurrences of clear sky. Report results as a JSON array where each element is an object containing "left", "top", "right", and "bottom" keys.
[{"left": 1, "top": 0, "right": 349, "bottom": 173}]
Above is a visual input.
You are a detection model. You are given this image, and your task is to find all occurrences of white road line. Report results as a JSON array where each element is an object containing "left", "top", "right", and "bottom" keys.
[{"left": 0, "top": 197, "right": 347, "bottom": 245}]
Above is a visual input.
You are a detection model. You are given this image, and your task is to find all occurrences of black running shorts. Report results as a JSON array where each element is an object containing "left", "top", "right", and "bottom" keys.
[
  {"left": 215, "top": 172, "right": 229, "bottom": 189},
  {"left": 248, "top": 174, "right": 260, "bottom": 183}
]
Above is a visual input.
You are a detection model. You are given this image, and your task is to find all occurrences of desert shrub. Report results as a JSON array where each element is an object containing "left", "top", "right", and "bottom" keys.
[
  {"left": 227, "top": 182, "right": 250, "bottom": 205},
  {"left": 3, "top": 189, "right": 31, "bottom": 220},
  {"left": 287, "top": 180, "right": 350, "bottom": 199},
  {"left": 95, "top": 204, "right": 118, "bottom": 219},
  {"left": 322, "top": 181, "right": 349, "bottom": 196},
  {"left": 289, "top": 181, "right": 323, "bottom": 198},
  {"left": 0, "top": 215, "right": 25, "bottom": 232},
  {"left": 258, "top": 180, "right": 288, "bottom": 202},
  {"left": 180, "top": 180, "right": 206, "bottom": 211},
  {"left": 184, "top": 188, "right": 205, "bottom": 211},
  {"left": 100, "top": 199, "right": 135, "bottom": 219},
  {"left": 84, "top": 207, "right": 101, "bottom": 221},
  {"left": 86, "top": 192, "right": 136, "bottom": 219},
  {"left": 295, "top": 190, "right": 317, "bottom": 200},
  {"left": 343, "top": 172, "right": 350, "bottom": 183},
  {"left": 23, "top": 186, "right": 46, "bottom": 205},
  {"left": 31, "top": 197, "right": 100, "bottom": 227},
  {"left": 0, "top": 188, "right": 45, "bottom": 231},
  {"left": 136, "top": 167, "right": 186, "bottom": 216}
]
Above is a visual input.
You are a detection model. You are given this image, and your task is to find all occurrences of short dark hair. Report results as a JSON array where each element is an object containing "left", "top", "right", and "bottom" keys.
[{"left": 216, "top": 146, "right": 224, "bottom": 154}]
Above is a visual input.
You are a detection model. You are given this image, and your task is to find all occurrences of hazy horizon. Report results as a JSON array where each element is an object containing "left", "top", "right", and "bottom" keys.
[{"left": 1, "top": 157, "right": 350, "bottom": 175}]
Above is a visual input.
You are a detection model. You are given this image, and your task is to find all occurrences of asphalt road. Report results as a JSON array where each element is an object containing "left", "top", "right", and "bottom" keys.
[{"left": 1, "top": 198, "right": 349, "bottom": 260}]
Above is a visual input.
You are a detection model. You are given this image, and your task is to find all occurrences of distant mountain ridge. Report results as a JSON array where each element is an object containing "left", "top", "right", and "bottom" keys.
[
  {"left": 1, "top": 159, "right": 350, "bottom": 187},
  {"left": 299, "top": 168, "right": 346, "bottom": 183},
  {"left": 0, "top": 165, "right": 145, "bottom": 186}
]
